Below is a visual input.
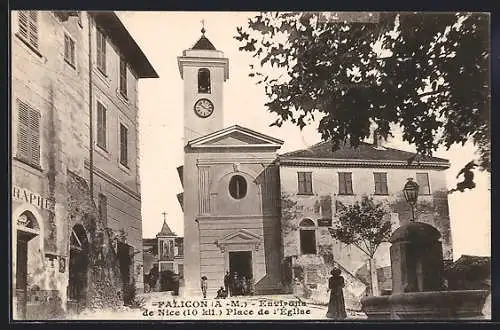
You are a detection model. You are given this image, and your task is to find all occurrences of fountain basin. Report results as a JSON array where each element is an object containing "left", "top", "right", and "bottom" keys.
[{"left": 361, "top": 290, "right": 489, "bottom": 320}]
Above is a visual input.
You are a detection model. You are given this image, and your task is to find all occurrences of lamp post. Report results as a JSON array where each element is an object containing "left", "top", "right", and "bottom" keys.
[{"left": 403, "top": 177, "right": 419, "bottom": 222}]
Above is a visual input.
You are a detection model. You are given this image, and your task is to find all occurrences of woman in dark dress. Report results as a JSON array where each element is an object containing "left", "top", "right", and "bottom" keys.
[{"left": 326, "top": 268, "right": 347, "bottom": 319}]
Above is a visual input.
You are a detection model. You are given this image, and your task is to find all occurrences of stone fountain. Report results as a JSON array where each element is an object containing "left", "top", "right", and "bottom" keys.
[
  {"left": 361, "top": 179, "right": 489, "bottom": 320},
  {"left": 361, "top": 222, "right": 489, "bottom": 320}
]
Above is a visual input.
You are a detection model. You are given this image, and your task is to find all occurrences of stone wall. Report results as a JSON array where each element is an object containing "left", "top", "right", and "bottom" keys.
[
  {"left": 279, "top": 164, "right": 453, "bottom": 305},
  {"left": 67, "top": 171, "right": 123, "bottom": 310}
]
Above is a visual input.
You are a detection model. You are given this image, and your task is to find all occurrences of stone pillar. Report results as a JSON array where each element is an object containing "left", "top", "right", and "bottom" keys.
[{"left": 390, "top": 222, "right": 444, "bottom": 294}]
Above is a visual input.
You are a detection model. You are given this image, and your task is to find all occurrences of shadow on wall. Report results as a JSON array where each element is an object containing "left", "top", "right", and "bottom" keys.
[{"left": 253, "top": 164, "right": 283, "bottom": 294}]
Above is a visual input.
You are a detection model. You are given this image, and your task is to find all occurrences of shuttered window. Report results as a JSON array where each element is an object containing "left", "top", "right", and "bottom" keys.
[
  {"left": 320, "top": 195, "right": 332, "bottom": 219},
  {"left": 416, "top": 173, "right": 431, "bottom": 195},
  {"left": 64, "top": 33, "right": 76, "bottom": 67},
  {"left": 96, "top": 28, "right": 106, "bottom": 74},
  {"left": 17, "top": 100, "right": 41, "bottom": 167},
  {"left": 338, "top": 172, "right": 353, "bottom": 195},
  {"left": 18, "top": 11, "right": 39, "bottom": 50},
  {"left": 374, "top": 172, "right": 388, "bottom": 195},
  {"left": 120, "top": 123, "right": 128, "bottom": 167},
  {"left": 119, "top": 57, "right": 127, "bottom": 98},
  {"left": 297, "top": 172, "right": 313, "bottom": 195},
  {"left": 96, "top": 102, "right": 107, "bottom": 149}
]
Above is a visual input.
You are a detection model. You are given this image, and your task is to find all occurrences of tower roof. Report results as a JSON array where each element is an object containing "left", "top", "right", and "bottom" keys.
[
  {"left": 192, "top": 35, "right": 217, "bottom": 50},
  {"left": 191, "top": 23, "right": 217, "bottom": 50},
  {"left": 157, "top": 219, "right": 176, "bottom": 237}
]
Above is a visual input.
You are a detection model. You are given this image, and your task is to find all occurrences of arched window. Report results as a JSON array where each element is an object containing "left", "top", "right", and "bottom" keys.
[
  {"left": 198, "top": 68, "right": 211, "bottom": 94},
  {"left": 299, "top": 219, "right": 317, "bottom": 255},
  {"left": 229, "top": 175, "right": 247, "bottom": 199}
]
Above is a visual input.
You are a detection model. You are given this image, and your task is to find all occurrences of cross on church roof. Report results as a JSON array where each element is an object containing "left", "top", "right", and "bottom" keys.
[
  {"left": 158, "top": 211, "right": 176, "bottom": 237},
  {"left": 201, "top": 19, "right": 206, "bottom": 35}
]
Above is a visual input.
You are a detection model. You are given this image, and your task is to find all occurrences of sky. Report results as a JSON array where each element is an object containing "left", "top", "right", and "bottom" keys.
[{"left": 116, "top": 12, "right": 491, "bottom": 260}]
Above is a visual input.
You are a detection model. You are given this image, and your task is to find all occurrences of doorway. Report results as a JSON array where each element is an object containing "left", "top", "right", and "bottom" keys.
[
  {"left": 15, "top": 211, "right": 39, "bottom": 320},
  {"left": 68, "top": 224, "right": 89, "bottom": 312},
  {"left": 117, "top": 242, "right": 134, "bottom": 305},
  {"left": 229, "top": 251, "right": 253, "bottom": 278},
  {"left": 229, "top": 251, "right": 253, "bottom": 296}
]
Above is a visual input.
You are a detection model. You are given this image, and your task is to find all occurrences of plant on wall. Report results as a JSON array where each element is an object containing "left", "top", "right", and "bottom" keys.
[{"left": 328, "top": 195, "right": 391, "bottom": 296}]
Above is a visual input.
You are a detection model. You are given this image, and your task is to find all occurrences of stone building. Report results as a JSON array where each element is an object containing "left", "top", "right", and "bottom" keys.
[
  {"left": 143, "top": 218, "right": 184, "bottom": 292},
  {"left": 11, "top": 10, "right": 158, "bottom": 319},
  {"left": 279, "top": 140, "right": 452, "bottom": 305},
  {"left": 176, "top": 29, "right": 453, "bottom": 302}
]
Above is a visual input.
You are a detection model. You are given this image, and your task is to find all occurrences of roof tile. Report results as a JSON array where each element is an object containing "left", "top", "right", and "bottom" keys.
[{"left": 280, "top": 140, "right": 449, "bottom": 163}]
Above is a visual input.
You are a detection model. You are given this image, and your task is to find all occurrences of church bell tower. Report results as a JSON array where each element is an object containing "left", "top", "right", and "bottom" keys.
[
  {"left": 177, "top": 26, "right": 229, "bottom": 143},
  {"left": 178, "top": 25, "right": 229, "bottom": 297}
]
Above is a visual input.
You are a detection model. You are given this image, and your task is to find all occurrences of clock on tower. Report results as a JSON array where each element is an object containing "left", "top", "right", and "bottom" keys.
[
  {"left": 194, "top": 98, "right": 214, "bottom": 118},
  {"left": 177, "top": 27, "right": 229, "bottom": 143}
]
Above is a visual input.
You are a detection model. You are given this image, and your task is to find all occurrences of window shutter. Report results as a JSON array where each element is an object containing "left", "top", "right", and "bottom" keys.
[
  {"left": 374, "top": 173, "right": 388, "bottom": 194},
  {"left": 28, "top": 11, "right": 38, "bottom": 49},
  {"left": 18, "top": 11, "right": 29, "bottom": 40},
  {"left": 382, "top": 173, "right": 388, "bottom": 194},
  {"left": 101, "top": 105, "right": 106, "bottom": 147},
  {"left": 17, "top": 103, "right": 30, "bottom": 160},
  {"left": 339, "top": 173, "right": 352, "bottom": 194},
  {"left": 17, "top": 100, "right": 40, "bottom": 166},
  {"left": 120, "top": 124, "right": 128, "bottom": 166},
  {"left": 298, "top": 172, "right": 304, "bottom": 194},
  {"left": 306, "top": 172, "right": 312, "bottom": 193},
  {"left": 97, "top": 103, "right": 106, "bottom": 148},
  {"left": 96, "top": 30, "right": 102, "bottom": 66},
  {"left": 70, "top": 38, "right": 75, "bottom": 64},
  {"left": 96, "top": 29, "right": 106, "bottom": 73},
  {"left": 346, "top": 173, "right": 352, "bottom": 194},
  {"left": 338, "top": 173, "right": 344, "bottom": 194},
  {"left": 64, "top": 34, "right": 70, "bottom": 61},
  {"left": 374, "top": 173, "right": 380, "bottom": 194},
  {"left": 29, "top": 109, "right": 41, "bottom": 166},
  {"left": 120, "top": 58, "right": 127, "bottom": 96}
]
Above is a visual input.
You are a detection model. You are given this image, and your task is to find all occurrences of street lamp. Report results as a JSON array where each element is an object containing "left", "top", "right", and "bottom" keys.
[{"left": 403, "top": 177, "right": 419, "bottom": 222}]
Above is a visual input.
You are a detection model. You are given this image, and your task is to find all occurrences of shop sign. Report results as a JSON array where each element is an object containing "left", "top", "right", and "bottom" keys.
[
  {"left": 317, "top": 218, "right": 332, "bottom": 227},
  {"left": 12, "top": 186, "right": 55, "bottom": 213}
]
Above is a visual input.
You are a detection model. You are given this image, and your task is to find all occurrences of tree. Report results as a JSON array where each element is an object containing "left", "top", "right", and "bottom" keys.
[
  {"left": 328, "top": 196, "right": 392, "bottom": 296},
  {"left": 235, "top": 12, "right": 490, "bottom": 182}
]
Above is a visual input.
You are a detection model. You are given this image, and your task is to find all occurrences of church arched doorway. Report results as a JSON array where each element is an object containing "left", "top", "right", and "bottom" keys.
[
  {"left": 15, "top": 211, "right": 40, "bottom": 319},
  {"left": 68, "top": 224, "right": 89, "bottom": 312}
]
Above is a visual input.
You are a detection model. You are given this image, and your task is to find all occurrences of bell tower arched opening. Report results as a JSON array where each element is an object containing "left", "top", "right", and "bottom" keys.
[{"left": 198, "top": 68, "right": 211, "bottom": 94}]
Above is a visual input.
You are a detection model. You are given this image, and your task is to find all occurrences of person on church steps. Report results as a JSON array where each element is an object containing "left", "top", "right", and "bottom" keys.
[
  {"left": 232, "top": 272, "right": 240, "bottom": 296},
  {"left": 326, "top": 268, "right": 347, "bottom": 319},
  {"left": 201, "top": 276, "right": 208, "bottom": 299},
  {"left": 215, "top": 286, "right": 227, "bottom": 299},
  {"left": 224, "top": 271, "right": 231, "bottom": 297},
  {"left": 241, "top": 276, "right": 248, "bottom": 295}
]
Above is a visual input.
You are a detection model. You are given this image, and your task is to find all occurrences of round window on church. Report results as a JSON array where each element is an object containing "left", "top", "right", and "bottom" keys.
[{"left": 229, "top": 175, "right": 247, "bottom": 200}]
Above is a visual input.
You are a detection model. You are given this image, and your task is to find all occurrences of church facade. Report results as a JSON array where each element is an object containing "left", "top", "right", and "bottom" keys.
[{"left": 177, "top": 31, "right": 452, "bottom": 300}]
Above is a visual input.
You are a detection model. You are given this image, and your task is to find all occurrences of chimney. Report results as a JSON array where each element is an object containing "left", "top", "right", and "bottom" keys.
[{"left": 373, "top": 129, "right": 386, "bottom": 150}]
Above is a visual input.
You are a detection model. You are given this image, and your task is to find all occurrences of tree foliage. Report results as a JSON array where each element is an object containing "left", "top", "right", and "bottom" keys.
[
  {"left": 328, "top": 196, "right": 391, "bottom": 258},
  {"left": 235, "top": 12, "right": 490, "bottom": 173}
]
